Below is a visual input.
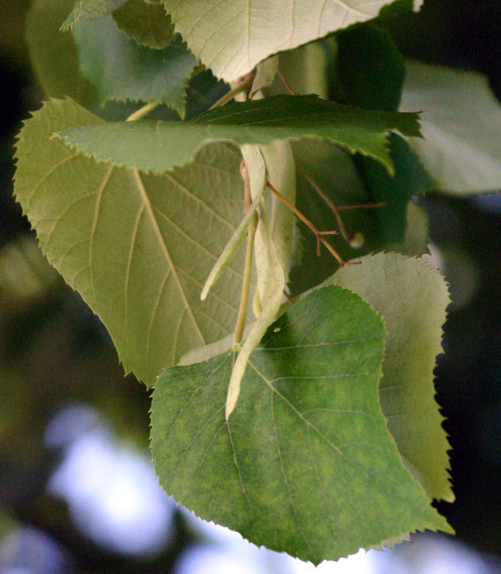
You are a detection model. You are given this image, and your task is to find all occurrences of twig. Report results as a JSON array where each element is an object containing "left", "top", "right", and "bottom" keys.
[
  {"left": 266, "top": 180, "right": 353, "bottom": 267},
  {"left": 126, "top": 101, "right": 160, "bottom": 122},
  {"left": 277, "top": 68, "right": 296, "bottom": 95},
  {"left": 209, "top": 74, "right": 254, "bottom": 110},
  {"left": 296, "top": 161, "right": 386, "bottom": 244}
]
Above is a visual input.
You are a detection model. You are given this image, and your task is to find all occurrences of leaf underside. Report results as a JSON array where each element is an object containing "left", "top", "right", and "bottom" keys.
[
  {"left": 56, "top": 94, "right": 422, "bottom": 174},
  {"left": 161, "top": 0, "right": 417, "bottom": 81},
  {"left": 322, "top": 253, "right": 453, "bottom": 502},
  {"left": 151, "top": 286, "right": 450, "bottom": 564},
  {"left": 14, "top": 98, "right": 255, "bottom": 386}
]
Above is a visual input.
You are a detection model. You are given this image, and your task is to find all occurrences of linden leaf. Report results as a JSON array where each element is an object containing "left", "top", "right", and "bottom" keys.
[
  {"left": 73, "top": 15, "right": 197, "bottom": 116},
  {"left": 62, "top": 0, "right": 128, "bottom": 30},
  {"left": 161, "top": 0, "right": 423, "bottom": 82},
  {"left": 113, "top": 0, "right": 176, "bottom": 50},
  {"left": 321, "top": 252, "right": 453, "bottom": 502},
  {"left": 15, "top": 98, "right": 256, "bottom": 386},
  {"left": 56, "top": 94, "right": 422, "bottom": 175},
  {"left": 151, "top": 285, "right": 451, "bottom": 564}
]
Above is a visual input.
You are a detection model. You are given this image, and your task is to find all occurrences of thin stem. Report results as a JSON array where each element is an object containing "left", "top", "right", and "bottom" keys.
[
  {"left": 336, "top": 202, "right": 387, "bottom": 211},
  {"left": 266, "top": 180, "right": 353, "bottom": 267},
  {"left": 296, "top": 161, "right": 386, "bottom": 243},
  {"left": 277, "top": 68, "right": 296, "bottom": 95},
  {"left": 233, "top": 211, "right": 258, "bottom": 346},
  {"left": 296, "top": 161, "right": 351, "bottom": 242},
  {"left": 209, "top": 75, "right": 254, "bottom": 110},
  {"left": 126, "top": 101, "right": 160, "bottom": 122}
]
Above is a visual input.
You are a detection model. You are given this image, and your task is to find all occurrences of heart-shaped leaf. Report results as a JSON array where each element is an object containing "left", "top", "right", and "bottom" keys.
[
  {"left": 15, "top": 98, "right": 255, "bottom": 386},
  {"left": 151, "top": 285, "right": 451, "bottom": 564}
]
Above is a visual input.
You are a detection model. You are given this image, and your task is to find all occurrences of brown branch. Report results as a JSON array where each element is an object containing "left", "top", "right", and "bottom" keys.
[
  {"left": 266, "top": 180, "right": 356, "bottom": 267},
  {"left": 277, "top": 68, "right": 296, "bottom": 95}
]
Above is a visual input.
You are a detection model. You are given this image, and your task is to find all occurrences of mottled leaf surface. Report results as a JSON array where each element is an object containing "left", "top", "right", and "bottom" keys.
[
  {"left": 15, "top": 98, "right": 255, "bottom": 386},
  {"left": 322, "top": 253, "right": 453, "bottom": 501},
  {"left": 57, "top": 94, "right": 422, "bottom": 174},
  {"left": 151, "top": 286, "right": 450, "bottom": 564}
]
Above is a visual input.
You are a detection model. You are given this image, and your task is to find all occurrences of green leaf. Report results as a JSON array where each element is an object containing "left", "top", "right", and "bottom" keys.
[
  {"left": 56, "top": 94, "right": 422, "bottom": 175},
  {"left": 355, "top": 133, "right": 434, "bottom": 244},
  {"left": 113, "top": 0, "right": 176, "bottom": 50},
  {"left": 161, "top": 0, "right": 421, "bottom": 82},
  {"left": 73, "top": 15, "right": 197, "bottom": 116},
  {"left": 151, "top": 285, "right": 450, "bottom": 564},
  {"left": 25, "top": 0, "right": 97, "bottom": 105},
  {"left": 401, "top": 60, "right": 501, "bottom": 193},
  {"left": 62, "top": 0, "right": 128, "bottom": 30},
  {"left": 335, "top": 23, "right": 405, "bottom": 112},
  {"left": 378, "top": 0, "right": 414, "bottom": 21},
  {"left": 321, "top": 253, "right": 453, "bottom": 502},
  {"left": 15, "top": 98, "right": 256, "bottom": 386}
]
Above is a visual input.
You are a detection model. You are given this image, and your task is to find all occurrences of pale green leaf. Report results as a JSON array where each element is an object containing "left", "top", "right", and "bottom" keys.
[
  {"left": 56, "top": 94, "right": 422, "bottom": 175},
  {"left": 25, "top": 0, "right": 97, "bottom": 105},
  {"left": 161, "top": 0, "right": 421, "bottom": 82},
  {"left": 320, "top": 253, "right": 453, "bottom": 502},
  {"left": 15, "top": 98, "right": 255, "bottom": 386},
  {"left": 151, "top": 285, "right": 450, "bottom": 564},
  {"left": 73, "top": 15, "right": 197, "bottom": 116},
  {"left": 113, "top": 0, "right": 176, "bottom": 50},
  {"left": 62, "top": 0, "right": 128, "bottom": 30},
  {"left": 401, "top": 61, "right": 501, "bottom": 193}
]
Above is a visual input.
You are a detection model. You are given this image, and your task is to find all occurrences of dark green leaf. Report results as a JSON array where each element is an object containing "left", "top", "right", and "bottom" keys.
[
  {"left": 355, "top": 133, "right": 434, "bottom": 244},
  {"left": 378, "top": 0, "right": 414, "bottom": 21},
  {"left": 335, "top": 23, "right": 405, "bottom": 112},
  {"left": 56, "top": 94, "right": 422, "bottom": 174},
  {"left": 151, "top": 286, "right": 451, "bottom": 563},
  {"left": 73, "top": 15, "right": 197, "bottom": 116},
  {"left": 113, "top": 0, "right": 175, "bottom": 49}
]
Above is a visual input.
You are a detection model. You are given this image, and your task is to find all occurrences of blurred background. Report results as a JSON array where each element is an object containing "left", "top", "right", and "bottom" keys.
[{"left": 1, "top": 0, "right": 501, "bottom": 572}]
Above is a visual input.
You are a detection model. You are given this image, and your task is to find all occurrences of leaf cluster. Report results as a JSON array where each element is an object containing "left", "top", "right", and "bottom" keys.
[{"left": 19, "top": 0, "right": 500, "bottom": 563}]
